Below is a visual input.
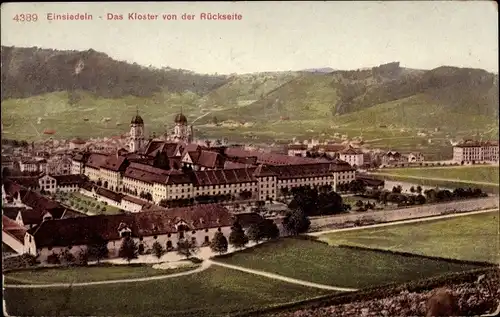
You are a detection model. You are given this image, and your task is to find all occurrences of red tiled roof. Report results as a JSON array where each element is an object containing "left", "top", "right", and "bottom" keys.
[
  {"left": 31, "top": 204, "right": 232, "bottom": 247},
  {"left": 340, "top": 146, "right": 362, "bottom": 155},
  {"left": 191, "top": 168, "right": 256, "bottom": 186},
  {"left": 122, "top": 195, "right": 150, "bottom": 206},
  {"left": 96, "top": 187, "right": 124, "bottom": 202},
  {"left": 6, "top": 176, "right": 40, "bottom": 189},
  {"left": 19, "top": 210, "right": 44, "bottom": 225},
  {"left": 86, "top": 153, "right": 109, "bottom": 169},
  {"left": 195, "top": 150, "right": 226, "bottom": 169},
  {"left": 287, "top": 144, "right": 308, "bottom": 151},
  {"left": 52, "top": 174, "right": 88, "bottom": 186},
  {"left": 2, "top": 215, "right": 27, "bottom": 241},
  {"left": 253, "top": 164, "right": 277, "bottom": 177},
  {"left": 101, "top": 156, "right": 128, "bottom": 172}
]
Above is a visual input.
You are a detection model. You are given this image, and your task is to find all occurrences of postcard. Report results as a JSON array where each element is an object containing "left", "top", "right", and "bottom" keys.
[{"left": 1, "top": 1, "right": 499, "bottom": 316}]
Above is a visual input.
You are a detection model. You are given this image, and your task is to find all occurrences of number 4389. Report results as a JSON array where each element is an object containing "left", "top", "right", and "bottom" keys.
[{"left": 13, "top": 14, "right": 38, "bottom": 22}]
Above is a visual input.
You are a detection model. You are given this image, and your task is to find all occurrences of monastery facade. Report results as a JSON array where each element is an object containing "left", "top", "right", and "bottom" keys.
[{"left": 71, "top": 112, "right": 357, "bottom": 205}]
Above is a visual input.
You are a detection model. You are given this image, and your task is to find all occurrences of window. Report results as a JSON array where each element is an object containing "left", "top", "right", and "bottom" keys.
[
  {"left": 217, "top": 227, "right": 222, "bottom": 232},
  {"left": 204, "top": 236, "right": 209, "bottom": 243},
  {"left": 191, "top": 230, "right": 196, "bottom": 234},
  {"left": 205, "top": 229, "right": 209, "bottom": 233},
  {"left": 153, "top": 235, "right": 158, "bottom": 239}
]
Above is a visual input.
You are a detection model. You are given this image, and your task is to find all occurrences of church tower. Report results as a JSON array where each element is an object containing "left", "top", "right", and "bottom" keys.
[
  {"left": 129, "top": 109, "right": 145, "bottom": 152},
  {"left": 173, "top": 109, "right": 193, "bottom": 143}
]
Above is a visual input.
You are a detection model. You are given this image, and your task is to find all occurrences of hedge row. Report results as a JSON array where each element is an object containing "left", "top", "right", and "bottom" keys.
[{"left": 236, "top": 267, "right": 499, "bottom": 317}]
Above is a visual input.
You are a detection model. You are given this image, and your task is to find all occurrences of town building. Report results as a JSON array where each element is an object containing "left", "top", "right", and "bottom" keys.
[
  {"left": 407, "top": 152, "right": 425, "bottom": 163},
  {"left": 19, "top": 157, "right": 46, "bottom": 172},
  {"left": 339, "top": 146, "right": 364, "bottom": 167},
  {"left": 38, "top": 174, "right": 88, "bottom": 193},
  {"left": 452, "top": 140, "right": 499, "bottom": 163}
]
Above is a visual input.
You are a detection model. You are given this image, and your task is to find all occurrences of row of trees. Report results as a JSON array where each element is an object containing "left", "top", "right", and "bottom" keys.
[
  {"left": 336, "top": 179, "right": 367, "bottom": 194},
  {"left": 287, "top": 185, "right": 347, "bottom": 217},
  {"left": 158, "top": 191, "right": 255, "bottom": 208}
]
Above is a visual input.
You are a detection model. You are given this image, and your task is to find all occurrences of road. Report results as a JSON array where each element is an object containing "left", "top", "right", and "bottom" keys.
[
  {"left": 368, "top": 172, "right": 499, "bottom": 186},
  {"left": 208, "top": 260, "right": 357, "bottom": 292},
  {"left": 4, "top": 260, "right": 211, "bottom": 289},
  {"left": 308, "top": 208, "right": 498, "bottom": 237}
]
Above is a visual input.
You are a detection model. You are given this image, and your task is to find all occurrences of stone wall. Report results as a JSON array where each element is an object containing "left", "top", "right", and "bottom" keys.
[{"left": 310, "top": 197, "right": 499, "bottom": 231}]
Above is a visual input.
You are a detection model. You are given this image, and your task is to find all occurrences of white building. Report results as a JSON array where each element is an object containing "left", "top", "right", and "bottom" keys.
[
  {"left": 39, "top": 174, "right": 87, "bottom": 193},
  {"left": 19, "top": 158, "right": 46, "bottom": 172},
  {"left": 453, "top": 140, "right": 499, "bottom": 163},
  {"left": 339, "top": 146, "right": 364, "bottom": 167},
  {"left": 22, "top": 204, "right": 235, "bottom": 263}
]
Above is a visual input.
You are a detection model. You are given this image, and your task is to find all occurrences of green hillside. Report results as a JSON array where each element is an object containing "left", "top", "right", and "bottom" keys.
[
  {"left": 1, "top": 90, "right": 205, "bottom": 141},
  {"left": 198, "top": 71, "right": 300, "bottom": 110}
]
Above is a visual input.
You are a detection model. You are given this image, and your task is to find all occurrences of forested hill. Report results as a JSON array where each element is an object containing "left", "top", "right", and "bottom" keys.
[{"left": 0, "top": 46, "right": 229, "bottom": 100}]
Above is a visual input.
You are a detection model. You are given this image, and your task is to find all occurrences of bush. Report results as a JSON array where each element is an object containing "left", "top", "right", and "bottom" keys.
[{"left": 47, "top": 252, "right": 60, "bottom": 265}]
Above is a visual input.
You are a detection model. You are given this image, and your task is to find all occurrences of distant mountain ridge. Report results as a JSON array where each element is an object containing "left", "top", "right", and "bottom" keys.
[
  {"left": 0, "top": 46, "right": 229, "bottom": 100},
  {"left": 1, "top": 46, "right": 498, "bottom": 132}
]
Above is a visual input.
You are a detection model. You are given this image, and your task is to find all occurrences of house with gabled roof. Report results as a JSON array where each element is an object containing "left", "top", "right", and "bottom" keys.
[
  {"left": 339, "top": 146, "right": 364, "bottom": 167},
  {"left": 22, "top": 204, "right": 235, "bottom": 262}
]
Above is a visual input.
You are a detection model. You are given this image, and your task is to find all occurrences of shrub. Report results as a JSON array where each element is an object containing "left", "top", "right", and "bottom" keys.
[{"left": 47, "top": 252, "right": 60, "bottom": 265}]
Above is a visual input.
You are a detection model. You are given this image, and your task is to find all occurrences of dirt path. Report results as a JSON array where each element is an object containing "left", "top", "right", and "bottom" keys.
[
  {"left": 308, "top": 208, "right": 498, "bottom": 237},
  {"left": 208, "top": 260, "right": 357, "bottom": 292},
  {"left": 368, "top": 172, "right": 499, "bottom": 186},
  {"left": 4, "top": 261, "right": 211, "bottom": 289}
]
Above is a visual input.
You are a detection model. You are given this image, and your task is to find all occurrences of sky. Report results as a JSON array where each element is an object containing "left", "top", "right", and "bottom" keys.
[{"left": 1, "top": 1, "right": 498, "bottom": 74}]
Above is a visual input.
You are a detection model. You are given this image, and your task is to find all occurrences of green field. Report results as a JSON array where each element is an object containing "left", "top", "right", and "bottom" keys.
[
  {"left": 377, "top": 166, "right": 500, "bottom": 184},
  {"left": 4, "top": 264, "right": 196, "bottom": 284},
  {"left": 4, "top": 266, "right": 332, "bottom": 317},
  {"left": 320, "top": 212, "right": 499, "bottom": 264},
  {"left": 216, "top": 238, "right": 481, "bottom": 289}
]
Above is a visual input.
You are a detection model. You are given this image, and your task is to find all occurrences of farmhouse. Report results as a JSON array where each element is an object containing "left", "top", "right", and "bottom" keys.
[{"left": 23, "top": 204, "right": 235, "bottom": 263}]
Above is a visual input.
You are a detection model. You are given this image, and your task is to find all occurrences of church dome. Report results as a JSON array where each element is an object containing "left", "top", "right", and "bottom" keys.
[
  {"left": 174, "top": 113, "right": 187, "bottom": 124},
  {"left": 131, "top": 114, "right": 144, "bottom": 125}
]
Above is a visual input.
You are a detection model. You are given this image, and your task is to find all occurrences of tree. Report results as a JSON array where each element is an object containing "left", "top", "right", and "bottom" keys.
[
  {"left": 118, "top": 236, "right": 139, "bottom": 263},
  {"left": 283, "top": 209, "right": 310, "bottom": 235},
  {"left": 355, "top": 200, "right": 364, "bottom": 208},
  {"left": 247, "top": 223, "right": 263, "bottom": 243},
  {"left": 410, "top": 186, "right": 415, "bottom": 193},
  {"left": 77, "top": 250, "right": 89, "bottom": 266},
  {"left": 416, "top": 185, "right": 423, "bottom": 194},
  {"left": 229, "top": 221, "right": 249, "bottom": 249},
  {"left": 262, "top": 219, "right": 280, "bottom": 240},
  {"left": 176, "top": 236, "right": 199, "bottom": 259},
  {"left": 152, "top": 241, "right": 166, "bottom": 259},
  {"left": 210, "top": 231, "right": 228, "bottom": 255}
]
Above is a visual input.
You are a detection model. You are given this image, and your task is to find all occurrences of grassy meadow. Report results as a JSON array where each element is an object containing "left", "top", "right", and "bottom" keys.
[
  {"left": 4, "top": 266, "right": 332, "bottom": 317},
  {"left": 215, "top": 238, "right": 482, "bottom": 289},
  {"left": 320, "top": 211, "right": 499, "bottom": 264}
]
